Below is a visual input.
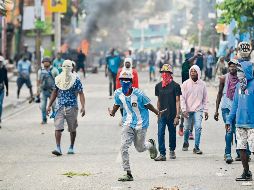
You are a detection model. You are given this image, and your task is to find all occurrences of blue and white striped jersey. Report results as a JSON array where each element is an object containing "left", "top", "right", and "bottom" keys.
[{"left": 114, "top": 88, "right": 151, "bottom": 129}]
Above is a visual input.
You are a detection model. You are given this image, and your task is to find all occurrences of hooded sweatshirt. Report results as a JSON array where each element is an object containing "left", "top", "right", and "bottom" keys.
[
  {"left": 226, "top": 62, "right": 254, "bottom": 128},
  {"left": 181, "top": 65, "right": 208, "bottom": 112},
  {"left": 116, "top": 58, "right": 139, "bottom": 89}
]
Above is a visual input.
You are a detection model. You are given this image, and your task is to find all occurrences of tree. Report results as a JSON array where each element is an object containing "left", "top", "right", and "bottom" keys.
[{"left": 217, "top": 0, "right": 254, "bottom": 38}]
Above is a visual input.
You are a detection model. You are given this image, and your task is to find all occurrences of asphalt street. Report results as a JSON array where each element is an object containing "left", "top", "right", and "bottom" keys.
[{"left": 0, "top": 69, "right": 253, "bottom": 190}]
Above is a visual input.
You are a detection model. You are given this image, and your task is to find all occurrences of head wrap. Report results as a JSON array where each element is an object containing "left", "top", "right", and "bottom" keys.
[{"left": 55, "top": 60, "right": 77, "bottom": 90}]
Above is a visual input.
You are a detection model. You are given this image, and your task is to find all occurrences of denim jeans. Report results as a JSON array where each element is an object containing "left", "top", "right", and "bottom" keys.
[
  {"left": 221, "top": 108, "right": 251, "bottom": 156},
  {"left": 0, "top": 90, "right": 4, "bottom": 121},
  {"left": 158, "top": 116, "right": 176, "bottom": 155},
  {"left": 41, "top": 90, "right": 55, "bottom": 122},
  {"left": 184, "top": 111, "right": 203, "bottom": 149}
]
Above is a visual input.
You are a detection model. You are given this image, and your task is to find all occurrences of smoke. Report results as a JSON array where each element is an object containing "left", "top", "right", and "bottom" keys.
[
  {"left": 66, "top": 0, "right": 134, "bottom": 48},
  {"left": 65, "top": 0, "right": 173, "bottom": 50}
]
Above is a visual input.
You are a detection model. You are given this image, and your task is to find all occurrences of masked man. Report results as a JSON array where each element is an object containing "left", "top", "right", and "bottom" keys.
[
  {"left": 47, "top": 60, "right": 85, "bottom": 156},
  {"left": 154, "top": 64, "right": 181, "bottom": 161},
  {"left": 108, "top": 70, "right": 166, "bottom": 182}
]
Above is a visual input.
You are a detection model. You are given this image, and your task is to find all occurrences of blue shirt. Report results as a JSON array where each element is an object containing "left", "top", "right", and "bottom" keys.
[
  {"left": 226, "top": 62, "right": 254, "bottom": 128},
  {"left": 17, "top": 60, "right": 31, "bottom": 76},
  {"left": 114, "top": 88, "right": 151, "bottom": 129},
  {"left": 56, "top": 78, "right": 83, "bottom": 108},
  {"left": 106, "top": 55, "right": 121, "bottom": 74},
  {"left": 53, "top": 58, "right": 64, "bottom": 73}
]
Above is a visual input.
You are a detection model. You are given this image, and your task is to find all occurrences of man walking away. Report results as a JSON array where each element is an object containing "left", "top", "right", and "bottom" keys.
[
  {"left": 154, "top": 64, "right": 181, "bottom": 161},
  {"left": 76, "top": 50, "right": 86, "bottom": 78},
  {"left": 181, "top": 65, "right": 209, "bottom": 154},
  {"left": 105, "top": 48, "right": 121, "bottom": 98},
  {"left": 0, "top": 56, "right": 8, "bottom": 128}
]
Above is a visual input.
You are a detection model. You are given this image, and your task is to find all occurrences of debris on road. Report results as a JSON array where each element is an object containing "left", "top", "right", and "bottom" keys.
[
  {"left": 62, "top": 171, "right": 91, "bottom": 177},
  {"left": 151, "top": 186, "right": 179, "bottom": 190}
]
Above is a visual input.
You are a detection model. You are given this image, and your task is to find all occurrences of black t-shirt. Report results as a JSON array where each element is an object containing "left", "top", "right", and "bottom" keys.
[{"left": 155, "top": 81, "right": 182, "bottom": 120}]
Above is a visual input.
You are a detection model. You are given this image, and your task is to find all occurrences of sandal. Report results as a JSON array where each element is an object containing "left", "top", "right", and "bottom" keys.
[{"left": 118, "top": 174, "right": 133, "bottom": 182}]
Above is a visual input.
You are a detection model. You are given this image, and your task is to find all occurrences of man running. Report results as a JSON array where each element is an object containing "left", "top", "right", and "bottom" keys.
[
  {"left": 108, "top": 70, "right": 165, "bottom": 182},
  {"left": 47, "top": 60, "right": 85, "bottom": 156},
  {"left": 17, "top": 54, "right": 34, "bottom": 103}
]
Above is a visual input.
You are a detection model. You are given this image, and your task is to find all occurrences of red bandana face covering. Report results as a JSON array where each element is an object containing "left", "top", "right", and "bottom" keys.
[{"left": 161, "top": 72, "right": 173, "bottom": 87}]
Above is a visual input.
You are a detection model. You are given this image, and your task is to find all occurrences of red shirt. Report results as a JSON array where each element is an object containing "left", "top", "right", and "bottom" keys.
[{"left": 116, "top": 68, "right": 139, "bottom": 89}]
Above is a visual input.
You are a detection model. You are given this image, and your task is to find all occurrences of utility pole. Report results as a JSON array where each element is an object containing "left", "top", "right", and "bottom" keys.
[
  {"left": 35, "top": 0, "right": 42, "bottom": 72},
  {"left": 198, "top": 0, "right": 202, "bottom": 48},
  {"left": 17, "top": 0, "right": 24, "bottom": 54},
  {"left": 54, "top": 12, "right": 61, "bottom": 54},
  {"left": 1, "top": 16, "right": 6, "bottom": 57}
]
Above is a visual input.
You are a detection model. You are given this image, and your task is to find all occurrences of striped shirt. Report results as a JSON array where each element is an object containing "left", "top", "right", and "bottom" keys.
[{"left": 114, "top": 88, "right": 151, "bottom": 129}]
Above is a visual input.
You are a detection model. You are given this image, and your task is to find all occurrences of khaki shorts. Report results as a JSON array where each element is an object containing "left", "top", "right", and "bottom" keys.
[
  {"left": 236, "top": 128, "right": 254, "bottom": 152},
  {"left": 54, "top": 107, "right": 78, "bottom": 132}
]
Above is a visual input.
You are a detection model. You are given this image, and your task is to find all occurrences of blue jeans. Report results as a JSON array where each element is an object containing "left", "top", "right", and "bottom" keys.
[
  {"left": 184, "top": 111, "right": 203, "bottom": 149},
  {"left": 221, "top": 108, "right": 250, "bottom": 156},
  {"left": 0, "top": 90, "right": 4, "bottom": 121},
  {"left": 158, "top": 116, "right": 176, "bottom": 155},
  {"left": 41, "top": 91, "right": 55, "bottom": 122}
]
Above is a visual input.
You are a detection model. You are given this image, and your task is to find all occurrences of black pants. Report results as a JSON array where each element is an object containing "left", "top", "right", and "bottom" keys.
[{"left": 109, "top": 71, "right": 117, "bottom": 96}]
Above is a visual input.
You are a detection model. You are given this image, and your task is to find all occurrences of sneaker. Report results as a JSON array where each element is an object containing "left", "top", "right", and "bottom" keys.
[
  {"left": 148, "top": 139, "right": 158, "bottom": 159},
  {"left": 154, "top": 155, "right": 166, "bottom": 161},
  {"left": 28, "top": 97, "right": 34, "bottom": 104},
  {"left": 225, "top": 154, "right": 233, "bottom": 164},
  {"left": 235, "top": 171, "right": 252, "bottom": 181},
  {"left": 182, "top": 142, "right": 189, "bottom": 151},
  {"left": 169, "top": 151, "right": 176, "bottom": 159},
  {"left": 193, "top": 148, "right": 203, "bottom": 154},
  {"left": 52, "top": 149, "right": 62, "bottom": 156},
  {"left": 189, "top": 132, "right": 194, "bottom": 140},
  {"left": 67, "top": 147, "right": 75, "bottom": 154},
  {"left": 118, "top": 174, "right": 134, "bottom": 182},
  {"left": 178, "top": 126, "right": 184, "bottom": 136}
]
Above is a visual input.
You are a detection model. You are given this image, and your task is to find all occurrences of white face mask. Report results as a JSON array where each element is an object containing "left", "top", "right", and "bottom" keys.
[{"left": 62, "top": 65, "right": 73, "bottom": 75}]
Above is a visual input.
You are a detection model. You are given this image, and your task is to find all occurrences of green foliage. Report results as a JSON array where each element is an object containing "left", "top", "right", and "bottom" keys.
[{"left": 217, "top": 0, "right": 254, "bottom": 36}]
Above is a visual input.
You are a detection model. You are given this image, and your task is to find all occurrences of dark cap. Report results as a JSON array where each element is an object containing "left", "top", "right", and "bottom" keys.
[{"left": 42, "top": 57, "right": 52, "bottom": 63}]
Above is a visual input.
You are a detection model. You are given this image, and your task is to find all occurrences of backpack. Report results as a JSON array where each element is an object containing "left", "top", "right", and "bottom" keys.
[{"left": 40, "top": 68, "right": 55, "bottom": 91}]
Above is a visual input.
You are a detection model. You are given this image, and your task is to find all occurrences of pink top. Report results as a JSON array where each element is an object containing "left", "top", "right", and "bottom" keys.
[{"left": 181, "top": 65, "right": 208, "bottom": 113}]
